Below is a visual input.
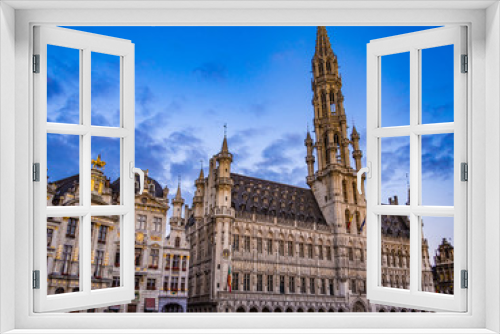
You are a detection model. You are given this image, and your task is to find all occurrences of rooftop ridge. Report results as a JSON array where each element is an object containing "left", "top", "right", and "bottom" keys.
[{"left": 230, "top": 172, "right": 310, "bottom": 191}]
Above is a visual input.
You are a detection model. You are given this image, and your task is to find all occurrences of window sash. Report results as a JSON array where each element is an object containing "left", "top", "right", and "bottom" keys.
[
  {"left": 32, "top": 25, "right": 135, "bottom": 312},
  {"left": 365, "top": 25, "right": 467, "bottom": 312}
]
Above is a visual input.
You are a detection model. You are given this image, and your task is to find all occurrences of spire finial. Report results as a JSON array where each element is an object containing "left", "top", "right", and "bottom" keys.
[
  {"left": 178, "top": 175, "right": 181, "bottom": 188},
  {"left": 198, "top": 160, "right": 205, "bottom": 180},
  {"left": 221, "top": 125, "right": 229, "bottom": 153}
]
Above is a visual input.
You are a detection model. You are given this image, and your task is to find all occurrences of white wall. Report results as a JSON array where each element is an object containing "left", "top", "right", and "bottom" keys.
[
  {"left": 485, "top": 2, "right": 500, "bottom": 333},
  {"left": 0, "top": 2, "right": 16, "bottom": 333}
]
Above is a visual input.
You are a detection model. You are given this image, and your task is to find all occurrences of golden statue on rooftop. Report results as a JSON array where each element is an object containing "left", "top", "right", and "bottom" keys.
[{"left": 91, "top": 154, "right": 106, "bottom": 170}]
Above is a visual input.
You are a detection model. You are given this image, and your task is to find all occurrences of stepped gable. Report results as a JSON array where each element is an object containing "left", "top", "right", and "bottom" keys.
[{"left": 230, "top": 173, "right": 326, "bottom": 225}]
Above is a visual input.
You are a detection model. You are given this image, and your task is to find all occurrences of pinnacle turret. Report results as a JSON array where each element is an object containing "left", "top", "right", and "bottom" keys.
[{"left": 351, "top": 125, "right": 360, "bottom": 140}]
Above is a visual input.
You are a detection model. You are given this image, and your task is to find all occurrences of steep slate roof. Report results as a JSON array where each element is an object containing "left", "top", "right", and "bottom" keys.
[
  {"left": 230, "top": 173, "right": 327, "bottom": 225},
  {"left": 111, "top": 175, "right": 165, "bottom": 198},
  {"left": 52, "top": 174, "right": 79, "bottom": 196},
  {"left": 50, "top": 174, "right": 165, "bottom": 198}
]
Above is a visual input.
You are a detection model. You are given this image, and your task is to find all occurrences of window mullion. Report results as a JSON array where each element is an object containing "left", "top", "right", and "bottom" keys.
[
  {"left": 81, "top": 48, "right": 92, "bottom": 294},
  {"left": 409, "top": 47, "right": 420, "bottom": 294}
]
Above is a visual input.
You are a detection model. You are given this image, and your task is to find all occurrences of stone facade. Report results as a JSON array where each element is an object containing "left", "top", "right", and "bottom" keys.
[
  {"left": 186, "top": 27, "right": 434, "bottom": 313},
  {"left": 46, "top": 156, "right": 190, "bottom": 312},
  {"left": 432, "top": 238, "right": 454, "bottom": 294}
]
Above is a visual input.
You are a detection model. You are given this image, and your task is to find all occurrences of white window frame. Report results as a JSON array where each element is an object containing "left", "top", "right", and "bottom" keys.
[
  {"left": 32, "top": 25, "right": 136, "bottom": 313},
  {"left": 0, "top": 2, "right": 498, "bottom": 333},
  {"left": 365, "top": 26, "right": 467, "bottom": 312}
]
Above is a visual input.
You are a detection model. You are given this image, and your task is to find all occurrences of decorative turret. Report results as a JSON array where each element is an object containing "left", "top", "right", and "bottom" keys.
[
  {"left": 305, "top": 130, "right": 315, "bottom": 184},
  {"left": 172, "top": 177, "right": 184, "bottom": 219},
  {"left": 351, "top": 125, "right": 362, "bottom": 171},
  {"left": 193, "top": 163, "right": 206, "bottom": 219},
  {"left": 215, "top": 125, "right": 233, "bottom": 210}
]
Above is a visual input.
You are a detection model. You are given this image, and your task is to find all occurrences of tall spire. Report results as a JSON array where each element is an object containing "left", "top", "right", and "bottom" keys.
[{"left": 315, "top": 26, "right": 335, "bottom": 58}]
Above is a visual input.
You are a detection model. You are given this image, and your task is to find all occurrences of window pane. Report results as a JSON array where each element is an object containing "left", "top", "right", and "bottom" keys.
[
  {"left": 421, "top": 133, "right": 454, "bottom": 206},
  {"left": 47, "top": 133, "right": 80, "bottom": 206},
  {"left": 421, "top": 45, "right": 454, "bottom": 124},
  {"left": 381, "top": 136, "right": 410, "bottom": 205},
  {"left": 380, "top": 215, "right": 411, "bottom": 290},
  {"left": 420, "top": 216, "right": 454, "bottom": 294},
  {"left": 91, "top": 52, "right": 120, "bottom": 127},
  {"left": 91, "top": 136, "right": 121, "bottom": 205},
  {"left": 381, "top": 52, "right": 410, "bottom": 127},
  {"left": 47, "top": 216, "right": 80, "bottom": 296},
  {"left": 91, "top": 215, "right": 120, "bottom": 291},
  {"left": 47, "top": 45, "right": 80, "bottom": 124}
]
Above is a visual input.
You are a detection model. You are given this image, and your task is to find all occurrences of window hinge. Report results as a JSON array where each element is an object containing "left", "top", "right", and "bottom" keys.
[
  {"left": 33, "top": 163, "right": 40, "bottom": 182},
  {"left": 461, "top": 162, "right": 468, "bottom": 181},
  {"left": 33, "top": 270, "right": 40, "bottom": 289},
  {"left": 461, "top": 54, "right": 468, "bottom": 73},
  {"left": 33, "top": 54, "right": 40, "bottom": 73},
  {"left": 461, "top": 270, "right": 468, "bottom": 289}
]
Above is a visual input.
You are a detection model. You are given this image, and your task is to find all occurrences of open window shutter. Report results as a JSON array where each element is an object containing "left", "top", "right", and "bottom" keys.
[
  {"left": 33, "top": 26, "right": 136, "bottom": 312},
  {"left": 364, "top": 26, "right": 467, "bottom": 312}
]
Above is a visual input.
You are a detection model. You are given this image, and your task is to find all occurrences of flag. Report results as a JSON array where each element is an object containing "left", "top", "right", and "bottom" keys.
[
  {"left": 347, "top": 214, "right": 353, "bottom": 230},
  {"left": 359, "top": 218, "right": 366, "bottom": 233},
  {"left": 227, "top": 265, "right": 232, "bottom": 293}
]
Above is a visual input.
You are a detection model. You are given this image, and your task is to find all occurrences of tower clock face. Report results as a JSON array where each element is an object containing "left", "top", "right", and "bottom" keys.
[{"left": 222, "top": 249, "right": 230, "bottom": 259}]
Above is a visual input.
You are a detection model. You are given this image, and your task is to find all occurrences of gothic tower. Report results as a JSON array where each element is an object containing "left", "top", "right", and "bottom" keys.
[
  {"left": 307, "top": 26, "right": 367, "bottom": 296},
  {"left": 212, "top": 135, "right": 235, "bottom": 297}
]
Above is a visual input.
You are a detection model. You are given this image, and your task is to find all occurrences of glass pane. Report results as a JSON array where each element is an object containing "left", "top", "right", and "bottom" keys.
[
  {"left": 380, "top": 215, "right": 410, "bottom": 290},
  {"left": 91, "top": 136, "right": 121, "bottom": 205},
  {"left": 381, "top": 136, "right": 410, "bottom": 205},
  {"left": 381, "top": 52, "right": 410, "bottom": 127},
  {"left": 421, "top": 133, "right": 454, "bottom": 206},
  {"left": 420, "top": 216, "right": 454, "bottom": 294},
  {"left": 421, "top": 45, "right": 454, "bottom": 124},
  {"left": 47, "top": 133, "right": 80, "bottom": 206},
  {"left": 47, "top": 45, "right": 80, "bottom": 124},
  {"left": 91, "top": 215, "right": 121, "bottom": 290},
  {"left": 47, "top": 216, "right": 80, "bottom": 295},
  {"left": 91, "top": 52, "right": 120, "bottom": 127}
]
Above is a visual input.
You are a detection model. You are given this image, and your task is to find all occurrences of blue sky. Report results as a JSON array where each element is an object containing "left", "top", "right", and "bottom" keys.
[{"left": 47, "top": 26, "right": 454, "bottom": 265}]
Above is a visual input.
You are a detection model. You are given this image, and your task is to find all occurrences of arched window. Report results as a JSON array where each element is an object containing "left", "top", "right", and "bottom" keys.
[
  {"left": 319, "top": 61, "right": 324, "bottom": 75},
  {"left": 342, "top": 180, "right": 348, "bottom": 203},
  {"left": 321, "top": 91, "right": 327, "bottom": 112},
  {"left": 348, "top": 247, "right": 354, "bottom": 261},
  {"left": 326, "top": 61, "right": 331, "bottom": 73},
  {"left": 345, "top": 210, "right": 351, "bottom": 233},
  {"left": 175, "top": 237, "right": 181, "bottom": 248},
  {"left": 330, "top": 91, "right": 336, "bottom": 113},
  {"left": 353, "top": 183, "right": 358, "bottom": 205}
]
